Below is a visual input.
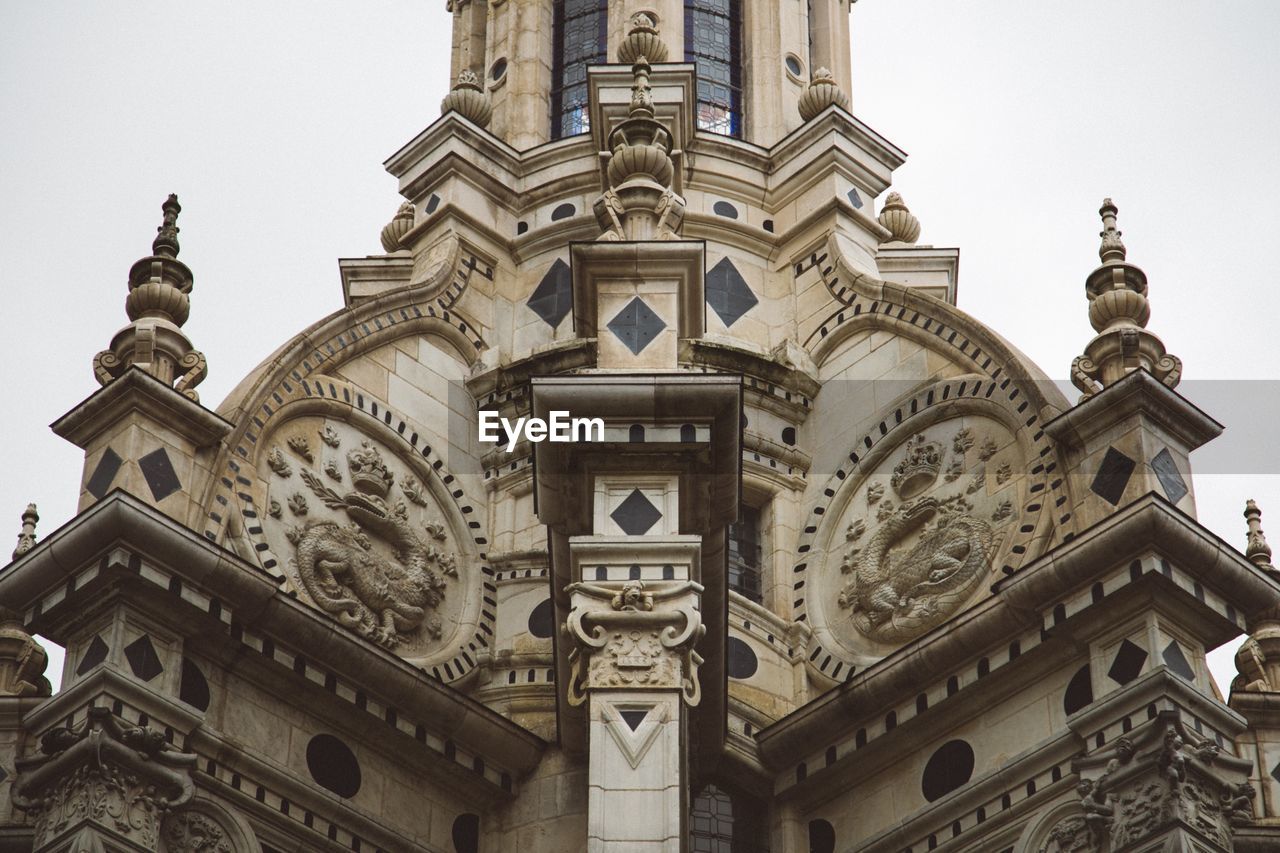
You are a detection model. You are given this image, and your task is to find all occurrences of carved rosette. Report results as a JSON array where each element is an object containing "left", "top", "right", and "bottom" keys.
[
  {"left": 564, "top": 580, "right": 705, "bottom": 706},
  {"left": 12, "top": 708, "right": 196, "bottom": 852},
  {"left": 1036, "top": 816, "right": 1095, "bottom": 853},
  {"left": 161, "top": 809, "right": 234, "bottom": 853},
  {"left": 254, "top": 417, "right": 473, "bottom": 665},
  {"left": 814, "top": 416, "right": 1024, "bottom": 656}
]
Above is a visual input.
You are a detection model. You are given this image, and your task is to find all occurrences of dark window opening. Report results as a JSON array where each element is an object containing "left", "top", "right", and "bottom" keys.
[
  {"left": 728, "top": 503, "right": 763, "bottom": 603},
  {"left": 551, "top": 0, "right": 608, "bottom": 139},
  {"left": 684, "top": 0, "right": 743, "bottom": 137},
  {"left": 690, "top": 784, "right": 770, "bottom": 852}
]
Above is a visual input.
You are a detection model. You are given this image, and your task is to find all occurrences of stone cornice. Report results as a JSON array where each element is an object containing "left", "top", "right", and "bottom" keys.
[
  {"left": 0, "top": 492, "right": 546, "bottom": 777},
  {"left": 51, "top": 366, "right": 233, "bottom": 450},
  {"left": 757, "top": 496, "right": 1280, "bottom": 766}
]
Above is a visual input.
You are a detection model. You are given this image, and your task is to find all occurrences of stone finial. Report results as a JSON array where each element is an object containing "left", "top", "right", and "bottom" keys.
[
  {"left": 1070, "top": 198, "right": 1181, "bottom": 399},
  {"left": 593, "top": 57, "right": 685, "bottom": 241},
  {"left": 380, "top": 201, "right": 415, "bottom": 252},
  {"left": 1245, "top": 499, "right": 1274, "bottom": 571},
  {"left": 877, "top": 192, "right": 921, "bottom": 243},
  {"left": 0, "top": 608, "right": 49, "bottom": 696},
  {"left": 798, "top": 67, "right": 851, "bottom": 122},
  {"left": 617, "top": 12, "right": 669, "bottom": 64},
  {"left": 12, "top": 503, "right": 37, "bottom": 561},
  {"left": 440, "top": 69, "right": 492, "bottom": 129},
  {"left": 93, "top": 195, "right": 208, "bottom": 401}
]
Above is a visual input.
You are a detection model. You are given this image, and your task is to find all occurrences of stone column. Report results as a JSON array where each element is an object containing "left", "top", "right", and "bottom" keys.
[
  {"left": 563, "top": 535, "right": 704, "bottom": 852},
  {"left": 11, "top": 708, "right": 196, "bottom": 853}
]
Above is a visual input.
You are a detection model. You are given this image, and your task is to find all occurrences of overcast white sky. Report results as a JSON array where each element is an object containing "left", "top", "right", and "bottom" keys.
[{"left": 3, "top": 1, "right": 1278, "bottom": 692}]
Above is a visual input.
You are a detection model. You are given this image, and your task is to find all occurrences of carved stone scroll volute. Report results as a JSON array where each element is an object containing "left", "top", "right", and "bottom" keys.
[{"left": 11, "top": 708, "right": 197, "bottom": 852}]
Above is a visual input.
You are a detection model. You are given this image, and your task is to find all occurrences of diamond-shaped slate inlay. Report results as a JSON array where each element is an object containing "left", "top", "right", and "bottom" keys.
[
  {"left": 1091, "top": 446, "right": 1137, "bottom": 506},
  {"left": 1162, "top": 640, "right": 1195, "bottom": 681},
  {"left": 706, "top": 258, "right": 758, "bottom": 327},
  {"left": 611, "top": 489, "right": 662, "bottom": 535},
  {"left": 528, "top": 259, "right": 573, "bottom": 328},
  {"left": 1272, "top": 758, "right": 1280, "bottom": 786},
  {"left": 1151, "top": 448, "right": 1189, "bottom": 504},
  {"left": 1108, "top": 638, "right": 1148, "bottom": 686},
  {"left": 124, "top": 635, "right": 164, "bottom": 682},
  {"left": 86, "top": 447, "right": 123, "bottom": 499},
  {"left": 76, "top": 635, "right": 109, "bottom": 676},
  {"left": 138, "top": 448, "right": 182, "bottom": 502},
  {"left": 607, "top": 297, "right": 666, "bottom": 356}
]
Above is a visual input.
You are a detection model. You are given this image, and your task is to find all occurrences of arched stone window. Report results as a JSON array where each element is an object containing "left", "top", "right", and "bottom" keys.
[
  {"left": 550, "top": 0, "right": 608, "bottom": 138},
  {"left": 684, "top": 0, "right": 743, "bottom": 136}
]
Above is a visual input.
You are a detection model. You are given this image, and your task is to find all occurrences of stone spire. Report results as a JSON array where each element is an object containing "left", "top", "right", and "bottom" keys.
[
  {"left": 592, "top": 29, "right": 685, "bottom": 242},
  {"left": 440, "top": 70, "right": 492, "bottom": 129},
  {"left": 798, "top": 67, "right": 851, "bottom": 122},
  {"left": 11, "top": 503, "right": 37, "bottom": 561},
  {"left": 877, "top": 192, "right": 921, "bottom": 243},
  {"left": 93, "top": 194, "right": 208, "bottom": 402},
  {"left": 1070, "top": 198, "right": 1181, "bottom": 399},
  {"left": 1244, "top": 499, "right": 1275, "bottom": 573}
]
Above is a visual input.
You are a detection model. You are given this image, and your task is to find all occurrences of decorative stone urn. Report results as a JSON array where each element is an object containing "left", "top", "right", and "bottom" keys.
[{"left": 798, "top": 67, "right": 851, "bottom": 121}]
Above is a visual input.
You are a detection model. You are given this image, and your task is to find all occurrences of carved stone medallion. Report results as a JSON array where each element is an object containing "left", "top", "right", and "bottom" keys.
[
  {"left": 809, "top": 414, "right": 1031, "bottom": 663},
  {"left": 162, "top": 809, "right": 234, "bottom": 852},
  {"left": 255, "top": 417, "right": 473, "bottom": 661}
]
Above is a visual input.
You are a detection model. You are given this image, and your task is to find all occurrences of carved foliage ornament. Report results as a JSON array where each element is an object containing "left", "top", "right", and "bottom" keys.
[
  {"left": 833, "top": 421, "right": 1019, "bottom": 646},
  {"left": 565, "top": 580, "right": 705, "bottom": 706},
  {"left": 259, "top": 420, "right": 463, "bottom": 655},
  {"left": 11, "top": 708, "right": 196, "bottom": 849},
  {"left": 162, "top": 810, "right": 233, "bottom": 853}
]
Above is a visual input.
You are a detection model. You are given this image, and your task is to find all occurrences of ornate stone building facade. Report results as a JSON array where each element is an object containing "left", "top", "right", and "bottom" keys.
[{"left": 1, "top": 3, "right": 1279, "bottom": 853}]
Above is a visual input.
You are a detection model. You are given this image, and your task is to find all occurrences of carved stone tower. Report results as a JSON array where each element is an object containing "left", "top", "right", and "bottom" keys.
[{"left": 2, "top": 5, "right": 1279, "bottom": 853}]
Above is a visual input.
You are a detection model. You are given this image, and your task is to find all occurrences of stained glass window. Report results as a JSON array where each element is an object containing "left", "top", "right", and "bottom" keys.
[
  {"left": 690, "top": 785, "right": 771, "bottom": 853},
  {"left": 684, "top": 0, "right": 743, "bottom": 136},
  {"left": 551, "top": 0, "right": 608, "bottom": 139}
]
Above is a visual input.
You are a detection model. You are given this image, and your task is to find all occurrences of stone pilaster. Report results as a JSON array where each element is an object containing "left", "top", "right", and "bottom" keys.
[{"left": 11, "top": 708, "right": 196, "bottom": 852}]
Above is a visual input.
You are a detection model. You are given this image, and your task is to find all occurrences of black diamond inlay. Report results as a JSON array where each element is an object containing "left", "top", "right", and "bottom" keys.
[
  {"left": 1151, "top": 448, "right": 1188, "bottom": 504},
  {"left": 611, "top": 489, "right": 662, "bottom": 535},
  {"left": 1162, "top": 640, "right": 1195, "bottom": 681},
  {"left": 86, "top": 447, "right": 123, "bottom": 499},
  {"left": 124, "top": 635, "right": 164, "bottom": 682},
  {"left": 606, "top": 297, "right": 666, "bottom": 355},
  {"left": 76, "top": 635, "right": 109, "bottom": 676},
  {"left": 620, "top": 709, "right": 648, "bottom": 731},
  {"left": 424, "top": 193, "right": 441, "bottom": 214},
  {"left": 1272, "top": 759, "right": 1280, "bottom": 786},
  {"left": 706, "top": 258, "right": 758, "bottom": 327},
  {"left": 1091, "top": 446, "right": 1137, "bottom": 506},
  {"left": 1108, "top": 638, "right": 1148, "bottom": 686},
  {"left": 138, "top": 448, "right": 182, "bottom": 502},
  {"left": 847, "top": 188, "right": 863, "bottom": 209},
  {"left": 528, "top": 259, "right": 573, "bottom": 328}
]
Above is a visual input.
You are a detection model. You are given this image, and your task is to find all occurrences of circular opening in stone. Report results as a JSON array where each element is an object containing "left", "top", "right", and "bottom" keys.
[
  {"left": 306, "top": 734, "right": 361, "bottom": 798},
  {"left": 785, "top": 54, "right": 803, "bottom": 77},
  {"left": 490, "top": 58, "right": 508, "bottom": 81},
  {"left": 921, "top": 740, "right": 974, "bottom": 802}
]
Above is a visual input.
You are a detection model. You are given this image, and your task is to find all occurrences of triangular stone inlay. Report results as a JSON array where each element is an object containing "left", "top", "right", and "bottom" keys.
[
  {"left": 603, "top": 703, "right": 667, "bottom": 770},
  {"left": 620, "top": 710, "right": 648, "bottom": 732}
]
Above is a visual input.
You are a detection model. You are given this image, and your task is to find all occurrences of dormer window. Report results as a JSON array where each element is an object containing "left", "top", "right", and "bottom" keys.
[
  {"left": 551, "top": 0, "right": 608, "bottom": 139},
  {"left": 684, "top": 0, "right": 743, "bottom": 137}
]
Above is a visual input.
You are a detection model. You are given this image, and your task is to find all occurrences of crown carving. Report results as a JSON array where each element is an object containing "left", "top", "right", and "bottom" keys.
[
  {"left": 347, "top": 440, "right": 394, "bottom": 497},
  {"left": 891, "top": 434, "right": 942, "bottom": 498}
]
